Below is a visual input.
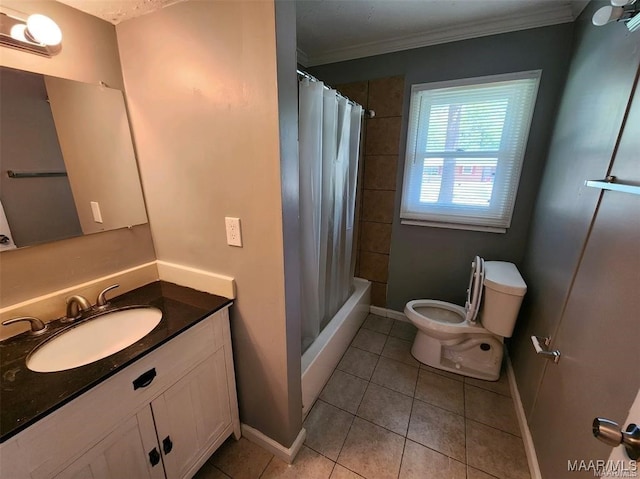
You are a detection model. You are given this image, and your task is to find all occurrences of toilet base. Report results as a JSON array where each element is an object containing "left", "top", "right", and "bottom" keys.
[{"left": 411, "top": 331, "right": 503, "bottom": 381}]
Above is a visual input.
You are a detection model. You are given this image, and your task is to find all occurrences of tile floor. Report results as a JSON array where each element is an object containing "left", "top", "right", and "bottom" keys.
[{"left": 195, "top": 314, "right": 530, "bottom": 479}]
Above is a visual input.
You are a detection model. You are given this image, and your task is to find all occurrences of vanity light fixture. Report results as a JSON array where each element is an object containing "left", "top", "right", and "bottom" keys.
[
  {"left": 592, "top": 0, "right": 640, "bottom": 32},
  {"left": 0, "top": 10, "right": 62, "bottom": 57}
]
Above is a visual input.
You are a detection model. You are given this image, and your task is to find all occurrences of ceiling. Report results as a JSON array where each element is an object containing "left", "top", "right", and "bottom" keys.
[
  {"left": 56, "top": 0, "right": 185, "bottom": 25},
  {"left": 56, "top": 0, "right": 588, "bottom": 66}
]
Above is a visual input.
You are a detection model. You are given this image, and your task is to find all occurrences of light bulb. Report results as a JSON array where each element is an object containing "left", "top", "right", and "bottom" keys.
[
  {"left": 9, "top": 24, "right": 28, "bottom": 43},
  {"left": 592, "top": 6, "right": 624, "bottom": 26},
  {"left": 26, "top": 14, "right": 62, "bottom": 46}
]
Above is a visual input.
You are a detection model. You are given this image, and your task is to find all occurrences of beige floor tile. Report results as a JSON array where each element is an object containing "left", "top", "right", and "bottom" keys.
[
  {"left": 407, "top": 399, "right": 465, "bottom": 462},
  {"left": 356, "top": 382, "right": 413, "bottom": 436},
  {"left": 304, "top": 400, "right": 354, "bottom": 460},
  {"left": 370, "top": 356, "right": 418, "bottom": 396},
  {"left": 464, "top": 384, "right": 521, "bottom": 436},
  {"left": 381, "top": 336, "right": 419, "bottom": 367},
  {"left": 399, "top": 439, "right": 466, "bottom": 479},
  {"left": 465, "top": 371, "right": 511, "bottom": 397},
  {"left": 362, "top": 314, "right": 393, "bottom": 334},
  {"left": 389, "top": 320, "right": 417, "bottom": 341},
  {"left": 337, "top": 347, "right": 380, "bottom": 380},
  {"left": 337, "top": 417, "right": 405, "bottom": 479},
  {"left": 320, "top": 370, "right": 369, "bottom": 413},
  {"left": 415, "top": 369, "right": 464, "bottom": 415},
  {"left": 210, "top": 437, "right": 272, "bottom": 479},
  {"left": 261, "top": 446, "right": 334, "bottom": 479},
  {"left": 467, "top": 466, "right": 499, "bottom": 479},
  {"left": 466, "top": 420, "right": 530, "bottom": 479},
  {"left": 330, "top": 464, "right": 365, "bottom": 478},
  {"left": 351, "top": 328, "right": 387, "bottom": 354},
  {"left": 193, "top": 462, "right": 231, "bottom": 479},
  {"left": 419, "top": 363, "right": 464, "bottom": 382}
]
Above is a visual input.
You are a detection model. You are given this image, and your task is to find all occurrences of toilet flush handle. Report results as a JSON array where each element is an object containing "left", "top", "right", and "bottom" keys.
[{"left": 531, "top": 335, "right": 561, "bottom": 363}]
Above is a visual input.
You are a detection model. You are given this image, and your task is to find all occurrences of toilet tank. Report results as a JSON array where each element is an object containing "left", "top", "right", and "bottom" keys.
[{"left": 480, "top": 261, "right": 527, "bottom": 338}]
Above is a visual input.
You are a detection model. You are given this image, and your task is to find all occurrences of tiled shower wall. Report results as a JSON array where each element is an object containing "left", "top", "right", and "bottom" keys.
[{"left": 336, "top": 76, "right": 405, "bottom": 307}]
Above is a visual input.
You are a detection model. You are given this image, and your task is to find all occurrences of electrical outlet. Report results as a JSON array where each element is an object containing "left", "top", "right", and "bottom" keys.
[
  {"left": 90, "top": 201, "right": 103, "bottom": 223},
  {"left": 225, "top": 217, "right": 242, "bottom": 247}
]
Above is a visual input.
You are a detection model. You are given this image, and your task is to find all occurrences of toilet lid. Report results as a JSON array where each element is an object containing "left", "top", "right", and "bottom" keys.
[{"left": 465, "top": 256, "right": 484, "bottom": 323}]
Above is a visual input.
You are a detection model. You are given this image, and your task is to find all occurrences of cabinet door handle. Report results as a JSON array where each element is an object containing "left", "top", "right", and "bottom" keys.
[
  {"left": 148, "top": 447, "right": 161, "bottom": 466},
  {"left": 162, "top": 435, "right": 173, "bottom": 454},
  {"left": 133, "top": 368, "right": 157, "bottom": 390}
]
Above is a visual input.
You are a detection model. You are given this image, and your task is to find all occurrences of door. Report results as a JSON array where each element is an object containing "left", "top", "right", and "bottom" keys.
[
  {"left": 529, "top": 81, "right": 640, "bottom": 477},
  {"left": 55, "top": 407, "right": 164, "bottom": 479},
  {"left": 151, "top": 349, "right": 232, "bottom": 479}
]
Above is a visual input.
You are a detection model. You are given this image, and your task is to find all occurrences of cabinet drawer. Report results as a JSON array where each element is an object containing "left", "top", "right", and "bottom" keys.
[{"left": 11, "top": 308, "right": 229, "bottom": 479}]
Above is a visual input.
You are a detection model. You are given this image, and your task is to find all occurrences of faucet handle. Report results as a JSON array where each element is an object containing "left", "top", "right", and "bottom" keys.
[
  {"left": 2, "top": 316, "right": 48, "bottom": 335},
  {"left": 97, "top": 284, "right": 119, "bottom": 308}
]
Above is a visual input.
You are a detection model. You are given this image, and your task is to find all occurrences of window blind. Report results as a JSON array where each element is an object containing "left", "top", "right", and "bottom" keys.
[{"left": 400, "top": 71, "right": 541, "bottom": 231}]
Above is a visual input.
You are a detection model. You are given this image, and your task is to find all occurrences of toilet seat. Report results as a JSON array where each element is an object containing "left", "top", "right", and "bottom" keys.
[
  {"left": 405, "top": 256, "right": 489, "bottom": 336},
  {"left": 405, "top": 299, "right": 488, "bottom": 336},
  {"left": 465, "top": 256, "right": 484, "bottom": 323}
]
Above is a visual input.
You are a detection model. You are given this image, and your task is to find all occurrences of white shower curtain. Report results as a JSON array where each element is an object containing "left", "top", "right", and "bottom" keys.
[{"left": 299, "top": 78, "right": 363, "bottom": 351}]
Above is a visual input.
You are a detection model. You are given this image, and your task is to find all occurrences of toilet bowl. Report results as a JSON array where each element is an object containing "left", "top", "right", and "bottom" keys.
[{"left": 405, "top": 256, "right": 526, "bottom": 381}]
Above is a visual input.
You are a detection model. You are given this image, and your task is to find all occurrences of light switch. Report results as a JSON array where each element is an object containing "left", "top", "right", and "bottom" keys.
[{"left": 90, "top": 201, "right": 103, "bottom": 223}]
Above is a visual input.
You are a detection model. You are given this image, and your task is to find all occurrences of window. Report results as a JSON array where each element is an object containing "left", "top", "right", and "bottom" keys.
[{"left": 400, "top": 70, "right": 541, "bottom": 232}]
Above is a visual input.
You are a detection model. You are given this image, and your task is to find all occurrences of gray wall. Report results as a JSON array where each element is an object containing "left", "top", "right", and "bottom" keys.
[
  {"left": 310, "top": 23, "right": 574, "bottom": 311},
  {"left": 275, "top": 0, "right": 304, "bottom": 445},
  {"left": 511, "top": 1, "right": 640, "bottom": 418},
  {"left": 0, "top": 68, "right": 82, "bottom": 247}
]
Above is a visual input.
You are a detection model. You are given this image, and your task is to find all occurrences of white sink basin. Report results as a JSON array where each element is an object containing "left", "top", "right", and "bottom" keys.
[{"left": 27, "top": 307, "right": 162, "bottom": 373}]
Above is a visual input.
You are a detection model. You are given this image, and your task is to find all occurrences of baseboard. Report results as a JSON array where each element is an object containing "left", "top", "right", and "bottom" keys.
[
  {"left": 240, "top": 424, "right": 306, "bottom": 464},
  {"left": 0, "top": 261, "right": 159, "bottom": 339},
  {"left": 507, "top": 355, "right": 542, "bottom": 479},
  {"left": 369, "top": 306, "right": 408, "bottom": 322},
  {"left": 156, "top": 260, "right": 236, "bottom": 299}
]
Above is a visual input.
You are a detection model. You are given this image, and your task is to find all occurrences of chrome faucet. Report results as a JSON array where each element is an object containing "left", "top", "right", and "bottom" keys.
[{"left": 65, "top": 295, "right": 92, "bottom": 321}]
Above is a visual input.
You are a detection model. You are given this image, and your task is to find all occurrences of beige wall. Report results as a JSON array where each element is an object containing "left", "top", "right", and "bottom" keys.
[
  {"left": 0, "top": 1, "right": 156, "bottom": 307},
  {"left": 117, "top": 1, "right": 301, "bottom": 446}
]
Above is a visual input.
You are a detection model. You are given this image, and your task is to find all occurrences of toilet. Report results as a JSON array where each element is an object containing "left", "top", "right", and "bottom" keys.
[{"left": 404, "top": 256, "right": 526, "bottom": 381}]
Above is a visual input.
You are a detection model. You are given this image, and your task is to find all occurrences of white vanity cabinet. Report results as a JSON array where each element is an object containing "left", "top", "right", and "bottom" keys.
[
  {"left": 0, "top": 306, "right": 240, "bottom": 479},
  {"left": 55, "top": 408, "right": 163, "bottom": 479}
]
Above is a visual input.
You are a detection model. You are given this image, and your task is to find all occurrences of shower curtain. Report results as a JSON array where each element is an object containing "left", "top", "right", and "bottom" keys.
[{"left": 299, "top": 78, "right": 363, "bottom": 351}]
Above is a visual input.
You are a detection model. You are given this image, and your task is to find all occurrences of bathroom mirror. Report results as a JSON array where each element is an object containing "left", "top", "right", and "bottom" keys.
[{"left": 0, "top": 66, "right": 148, "bottom": 250}]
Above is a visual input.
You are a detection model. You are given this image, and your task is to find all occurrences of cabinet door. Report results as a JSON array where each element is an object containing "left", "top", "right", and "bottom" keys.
[
  {"left": 55, "top": 407, "right": 164, "bottom": 479},
  {"left": 151, "top": 350, "right": 232, "bottom": 479}
]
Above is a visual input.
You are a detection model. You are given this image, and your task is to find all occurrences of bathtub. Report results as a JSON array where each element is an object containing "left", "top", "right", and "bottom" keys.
[{"left": 301, "top": 277, "right": 371, "bottom": 417}]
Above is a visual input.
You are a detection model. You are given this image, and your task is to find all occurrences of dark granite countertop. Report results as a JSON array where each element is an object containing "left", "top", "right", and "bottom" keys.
[{"left": 0, "top": 281, "right": 232, "bottom": 443}]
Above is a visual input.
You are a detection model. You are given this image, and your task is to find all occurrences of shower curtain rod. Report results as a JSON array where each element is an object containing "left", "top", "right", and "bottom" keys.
[{"left": 297, "top": 69, "right": 375, "bottom": 118}]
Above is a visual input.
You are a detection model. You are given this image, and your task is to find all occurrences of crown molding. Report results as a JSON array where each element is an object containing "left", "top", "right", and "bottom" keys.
[
  {"left": 304, "top": 3, "right": 574, "bottom": 66},
  {"left": 296, "top": 47, "right": 310, "bottom": 68}
]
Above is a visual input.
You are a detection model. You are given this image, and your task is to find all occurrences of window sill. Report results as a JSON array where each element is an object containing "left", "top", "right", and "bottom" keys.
[{"left": 400, "top": 219, "right": 507, "bottom": 234}]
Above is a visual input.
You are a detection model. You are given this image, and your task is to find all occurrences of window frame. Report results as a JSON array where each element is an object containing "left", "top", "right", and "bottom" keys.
[{"left": 400, "top": 70, "right": 542, "bottom": 233}]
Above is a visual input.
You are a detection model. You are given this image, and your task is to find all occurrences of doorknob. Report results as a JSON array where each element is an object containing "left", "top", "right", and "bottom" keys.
[
  {"left": 531, "top": 336, "right": 561, "bottom": 363},
  {"left": 593, "top": 417, "right": 640, "bottom": 460}
]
